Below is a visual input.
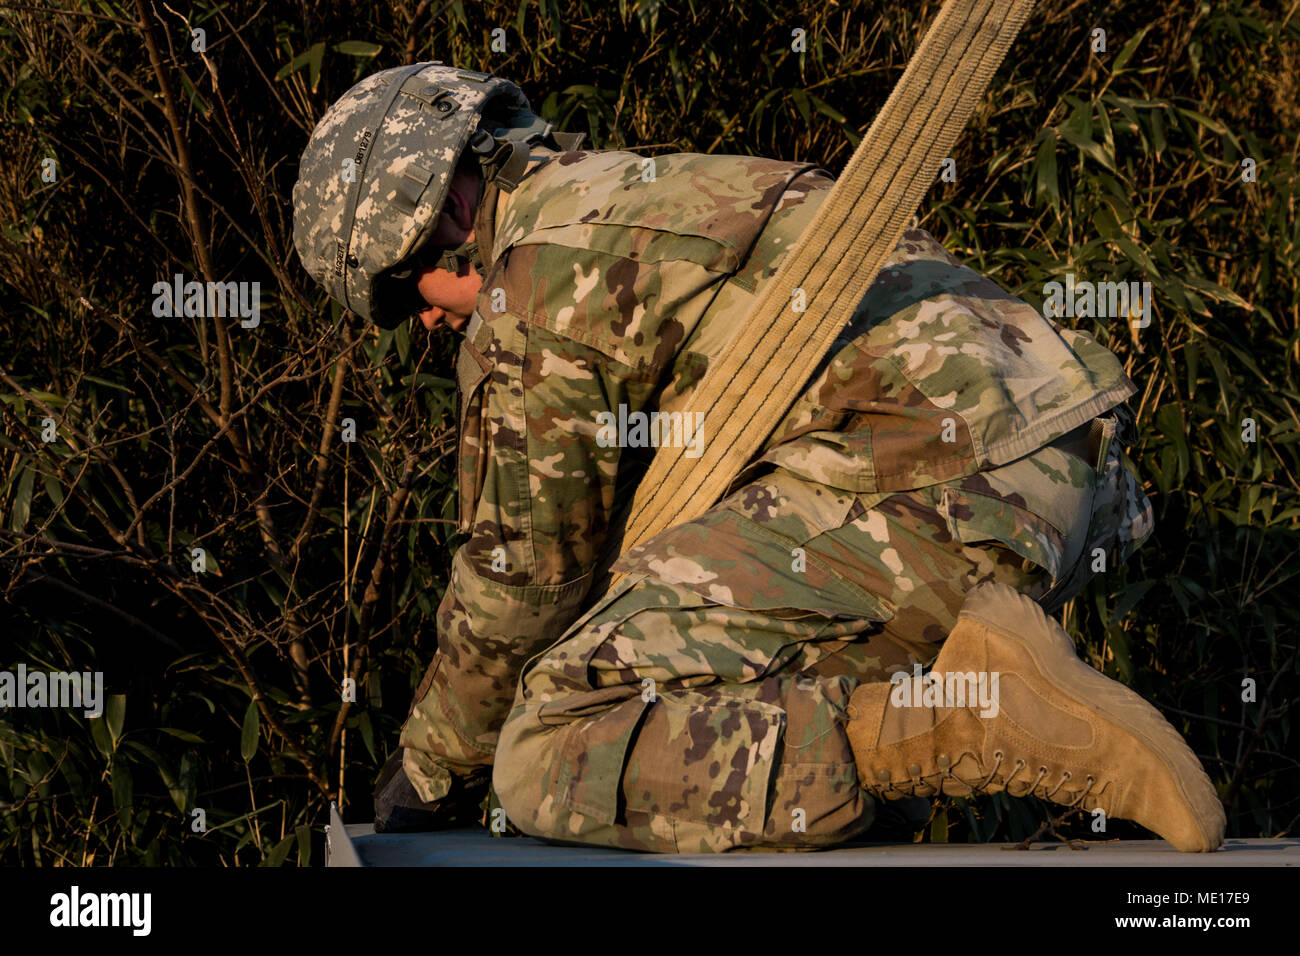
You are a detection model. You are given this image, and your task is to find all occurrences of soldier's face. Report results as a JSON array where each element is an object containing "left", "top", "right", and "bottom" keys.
[
  {"left": 414, "top": 169, "right": 482, "bottom": 333},
  {"left": 414, "top": 260, "right": 481, "bottom": 333}
]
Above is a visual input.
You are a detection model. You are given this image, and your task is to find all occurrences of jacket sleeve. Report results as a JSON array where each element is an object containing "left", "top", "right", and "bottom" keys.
[
  {"left": 400, "top": 244, "right": 665, "bottom": 791},
  {"left": 452, "top": 297, "right": 651, "bottom": 623}
]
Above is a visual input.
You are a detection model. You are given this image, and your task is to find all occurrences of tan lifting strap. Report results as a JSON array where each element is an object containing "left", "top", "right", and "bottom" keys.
[{"left": 609, "top": 0, "right": 1036, "bottom": 581}]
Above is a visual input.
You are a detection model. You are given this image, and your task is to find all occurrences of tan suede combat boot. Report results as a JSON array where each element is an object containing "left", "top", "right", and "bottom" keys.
[{"left": 845, "top": 583, "right": 1226, "bottom": 851}]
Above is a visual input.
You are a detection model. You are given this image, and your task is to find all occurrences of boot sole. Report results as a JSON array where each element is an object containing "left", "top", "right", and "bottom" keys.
[{"left": 954, "top": 583, "right": 1226, "bottom": 852}]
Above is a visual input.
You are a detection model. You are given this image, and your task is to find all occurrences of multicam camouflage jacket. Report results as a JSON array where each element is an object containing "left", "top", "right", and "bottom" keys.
[{"left": 439, "top": 147, "right": 1137, "bottom": 705}]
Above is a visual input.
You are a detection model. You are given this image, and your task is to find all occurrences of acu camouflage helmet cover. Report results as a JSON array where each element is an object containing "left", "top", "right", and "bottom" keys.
[{"left": 292, "top": 62, "right": 577, "bottom": 328}]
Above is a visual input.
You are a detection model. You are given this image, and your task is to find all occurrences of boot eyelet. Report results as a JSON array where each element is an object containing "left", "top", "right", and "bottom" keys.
[
  {"left": 936, "top": 754, "right": 951, "bottom": 770},
  {"left": 908, "top": 764, "right": 922, "bottom": 777},
  {"left": 993, "top": 750, "right": 1004, "bottom": 760},
  {"left": 876, "top": 770, "right": 891, "bottom": 784}
]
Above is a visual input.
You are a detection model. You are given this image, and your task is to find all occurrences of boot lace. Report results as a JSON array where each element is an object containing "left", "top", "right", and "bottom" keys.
[{"left": 880, "top": 750, "right": 1098, "bottom": 806}]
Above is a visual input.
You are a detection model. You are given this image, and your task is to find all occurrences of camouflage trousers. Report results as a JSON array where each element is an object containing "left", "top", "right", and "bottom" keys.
[{"left": 490, "top": 409, "right": 1153, "bottom": 852}]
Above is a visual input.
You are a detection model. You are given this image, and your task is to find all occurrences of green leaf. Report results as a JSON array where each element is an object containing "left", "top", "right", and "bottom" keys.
[
  {"left": 369, "top": 325, "right": 395, "bottom": 366},
  {"left": 9, "top": 465, "right": 34, "bottom": 531},
  {"left": 40, "top": 474, "right": 64, "bottom": 511},
  {"left": 157, "top": 727, "right": 205, "bottom": 744},
  {"left": 633, "top": 0, "right": 664, "bottom": 33},
  {"left": 1111, "top": 234, "right": 1160, "bottom": 278},
  {"left": 929, "top": 805, "right": 948, "bottom": 843},
  {"left": 90, "top": 714, "right": 115, "bottom": 758},
  {"left": 201, "top": 547, "right": 223, "bottom": 578},
  {"left": 174, "top": 750, "right": 198, "bottom": 813},
  {"left": 106, "top": 694, "right": 126, "bottom": 747},
  {"left": 1181, "top": 272, "right": 1251, "bottom": 311},
  {"left": 81, "top": 374, "right": 130, "bottom": 392},
  {"left": 261, "top": 833, "right": 295, "bottom": 867},
  {"left": 57, "top": 744, "right": 87, "bottom": 802},
  {"left": 296, "top": 825, "right": 313, "bottom": 867},
  {"left": 1176, "top": 107, "right": 1228, "bottom": 137},
  {"left": 1107, "top": 580, "right": 1156, "bottom": 631},
  {"left": 806, "top": 92, "right": 846, "bottom": 124},
  {"left": 1111, "top": 24, "right": 1152, "bottom": 74},
  {"left": 1107, "top": 626, "right": 1134, "bottom": 683},
  {"left": 356, "top": 710, "right": 376, "bottom": 761},
  {"left": 333, "top": 41, "right": 382, "bottom": 57},
  {"left": 1058, "top": 127, "right": 1116, "bottom": 174},
  {"left": 257, "top": 573, "right": 284, "bottom": 607},
  {"left": 1104, "top": 93, "right": 1143, "bottom": 141},
  {"left": 789, "top": 88, "right": 812, "bottom": 126},
  {"left": 240, "top": 700, "right": 260, "bottom": 762},
  {"left": 178, "top": 71, "right": 210, "bottom": 119},
  {"left": 1185, "top": 338, "right": 1200, "bottom": 399},
  {"left": 130, "top": 739, "right": 177, "bottom": 791},
  {"left": 1149, "top": 106, "right": 1166, "bottom": 154},
  {"left": 26, "top": 750, "right": 51, "bottom": 797},
  {"left": 1032, "top": 131, "right": 1059, "bottom": 208},
  {"left": 401, "top": 373, "right": 456, "bottom": 391},
  {"left": 395, "top": 319, "right": 411, "bottom": 365},
  {"left": 275, "top": 42, "right": 326, "bottom": 93},
  {"left": 111, "top": 758, "right": 134, "bottom": 826},
  {"left": 1091, "top": 202, "right": 1122, "bottom": 240}
]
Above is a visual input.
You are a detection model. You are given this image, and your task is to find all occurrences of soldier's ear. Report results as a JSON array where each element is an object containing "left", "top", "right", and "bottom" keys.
[
  {"left": 437, "top": 169, "right": 480, "bottom": 237},
  {"left": 429, "top": 182, "right": 476, "bottom": 246}
]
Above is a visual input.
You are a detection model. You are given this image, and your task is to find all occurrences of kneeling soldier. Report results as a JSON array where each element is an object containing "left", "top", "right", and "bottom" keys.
[{"left": 292, "top": 63, "right": 1224, "bottom": 852}]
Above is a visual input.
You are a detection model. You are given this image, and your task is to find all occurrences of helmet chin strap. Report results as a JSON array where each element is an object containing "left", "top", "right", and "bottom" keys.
[{"left": 432, "top": 239, "right": 481, "bottom": 275}]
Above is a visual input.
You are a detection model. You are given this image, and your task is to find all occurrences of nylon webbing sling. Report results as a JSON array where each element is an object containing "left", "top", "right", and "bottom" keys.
[{"left": 608, "top": 0, "right": 1036, "bottom": 583}]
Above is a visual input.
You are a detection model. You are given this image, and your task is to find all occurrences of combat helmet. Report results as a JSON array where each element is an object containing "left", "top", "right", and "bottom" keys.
[{"left": 292, "top": 62, "right": 584, "bottom": 328}]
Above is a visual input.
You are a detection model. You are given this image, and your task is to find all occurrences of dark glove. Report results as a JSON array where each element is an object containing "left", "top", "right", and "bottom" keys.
[{"left": 373, "top": 749, "right": 490, "bottom": 833}]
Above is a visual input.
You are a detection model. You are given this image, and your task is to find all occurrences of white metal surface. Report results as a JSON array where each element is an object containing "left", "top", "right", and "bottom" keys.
[{"left": 336, "top": 826, "right": 1299, "bottom": 867}]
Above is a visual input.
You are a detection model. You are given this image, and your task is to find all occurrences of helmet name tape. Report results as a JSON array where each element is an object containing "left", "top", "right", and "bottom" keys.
[
  {"left": 337, "top": 62, "right": 427, "bottom": 310},
  {"left": 353, "top": 127, "right": 372, "bottom": 165}
]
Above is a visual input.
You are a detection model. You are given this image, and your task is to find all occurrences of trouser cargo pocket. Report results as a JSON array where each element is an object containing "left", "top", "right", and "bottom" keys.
[
  {"left": 620, "top": 691, "right": 783, "bottom": 836},
  {"left": 545, "top": 685, "right": 784, "bottom": 843}
]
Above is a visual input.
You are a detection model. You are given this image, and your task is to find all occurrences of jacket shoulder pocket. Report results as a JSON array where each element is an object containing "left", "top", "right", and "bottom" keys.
[
  {"left": 937, "top": 484, "right": 1069, "bottom": 583},
  {"left": 456, "top": 313, "right": 495, "bottom": 534}
]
